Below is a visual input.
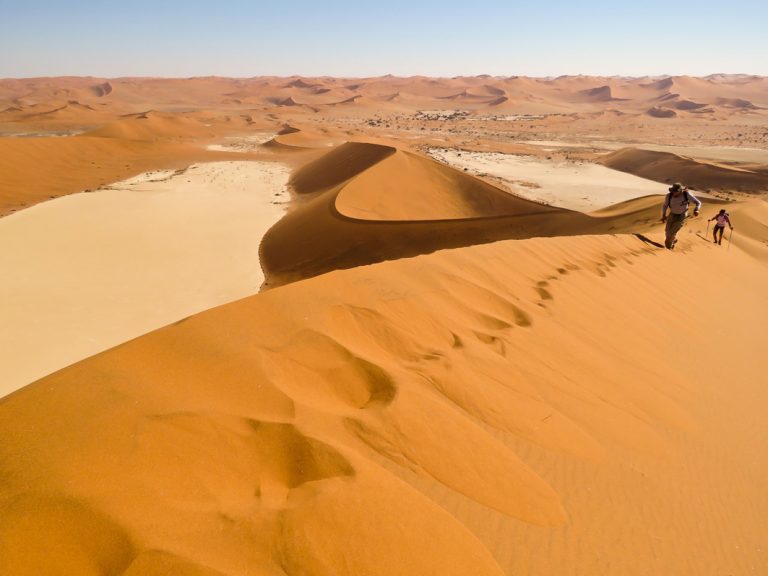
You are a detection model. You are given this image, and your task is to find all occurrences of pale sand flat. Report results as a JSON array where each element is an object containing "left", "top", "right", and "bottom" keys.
[
  {"left": 0, "top": 160, "right": 289, "bottom": 396},
  {"left": 429, "top": 149, "right": 663, "bottom": 212},
  {"left": 205, "top": 132, "right": 275, "bottom": 152}
]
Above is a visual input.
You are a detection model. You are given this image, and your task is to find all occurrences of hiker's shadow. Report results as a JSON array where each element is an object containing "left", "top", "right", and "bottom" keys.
[{"left": 633, "top": 233, "right": 664, "bottom": 249}]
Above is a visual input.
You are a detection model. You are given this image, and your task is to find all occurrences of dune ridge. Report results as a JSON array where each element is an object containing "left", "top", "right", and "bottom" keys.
[
  {"left": 600, "top": 147, "right": 768, "bottom": 192},
  {"left": 261, "top": 142, "right": 596, "bottom": 285},
  {"left": 261, "top": 141, "right": 698, "bottom": 285},
  {"left": 2, "top": 73, "right": 768, "bottom": 576},
  {"left": 2, "top": 224, "right": 767, "bottom": 574}
]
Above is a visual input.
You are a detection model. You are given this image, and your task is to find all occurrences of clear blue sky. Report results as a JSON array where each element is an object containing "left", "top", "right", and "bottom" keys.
[{"left": 1, "top": 0, "right": 766, "bottom": 78}]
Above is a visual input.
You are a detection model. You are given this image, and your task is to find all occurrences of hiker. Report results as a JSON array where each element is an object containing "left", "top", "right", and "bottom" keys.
[
  {"left": 709, "top": 208, "right": 733, "bottom": 245},
  {"left": 661, "top": 182, "right": 701, "bottom": 249}
]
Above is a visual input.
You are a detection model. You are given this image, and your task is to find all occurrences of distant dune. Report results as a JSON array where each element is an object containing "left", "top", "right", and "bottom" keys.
[
  {"left": 715, "top": 96, "right": 761, "bottom": 109},
  {"left": 674, "top": 99, "right": 709, "bottom": 110},
  {"left": 577, "top": 85, "right": 618, "bottom": 102},
  {"left": 2, "top": 73, "right": 768, "bottom": 576},
  {"left": 0, "top": 115, "right": 254, "bottom": 216},
  {"left": 641, "top": 77, "right": 675, "bottom": 90},
  {"left": 90, "top": 81, "right": 113, "bottom": 97},
  {"left": 2, "top": 74, "right": 767, "bottom": 124},
  {"left": 600, "top": 147, "right": 768, "bottom": 191},
  {"left": 647, "top": 106, "right": 677, "bottom": 118}
]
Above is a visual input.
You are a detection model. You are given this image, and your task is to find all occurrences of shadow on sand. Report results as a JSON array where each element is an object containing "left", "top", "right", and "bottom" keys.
[{"left": 633, "top": 233, "right": 664, "bottom": 249}]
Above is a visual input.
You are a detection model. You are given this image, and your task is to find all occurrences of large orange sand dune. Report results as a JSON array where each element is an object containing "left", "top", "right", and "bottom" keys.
[
  {"left": 1, "top": 74, "right": 767, "bottom": 576},
  {"left": 1, "top": 220, "right": 767, "bottom": 574}
]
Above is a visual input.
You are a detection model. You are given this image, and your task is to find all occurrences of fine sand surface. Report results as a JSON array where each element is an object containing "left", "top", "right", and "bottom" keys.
[
  {"left": 428, "top": 148, "right": 665, "bottom": 211},
  {"left": 1, "top": 224, "right": 767, "bottom": 575},
  {"left": 0, "top": 161, "right": 289, "bottom": 395},
  {"left": 1, "top": 75, "right": 767, "bottom": 576}
]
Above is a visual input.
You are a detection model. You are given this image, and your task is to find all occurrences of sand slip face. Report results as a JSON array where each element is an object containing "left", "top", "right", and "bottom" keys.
[
  {"left": 429, "top": 149, "right": 664, "bottom": 212},
  {"left": 0, "top": 161, "right": 289, "bottom": 396}
]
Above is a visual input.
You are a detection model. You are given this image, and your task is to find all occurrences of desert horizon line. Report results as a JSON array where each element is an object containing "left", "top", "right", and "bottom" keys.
[{"left": 2, "top": 72, "right": 766, "bottom": 81}]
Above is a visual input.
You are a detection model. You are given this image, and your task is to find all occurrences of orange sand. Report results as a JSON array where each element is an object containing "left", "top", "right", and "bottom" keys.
[{"left": 1, "top": 75, "right": 767, "bottom": 576}]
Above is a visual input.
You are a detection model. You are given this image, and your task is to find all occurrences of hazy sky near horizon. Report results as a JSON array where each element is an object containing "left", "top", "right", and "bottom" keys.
[{"left": 1, "top": 0, "right": 766, "bottom": 78}]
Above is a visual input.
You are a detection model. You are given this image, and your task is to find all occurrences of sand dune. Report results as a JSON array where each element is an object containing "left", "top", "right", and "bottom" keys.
[
  {"left": 600, "top": 147, "right": 768, "bottom": 191},
  {"left": 715, "top": 96, "right": 761, "bottom": 109},
  {"left": 576, "top": 85, "right": 620, "bottom": 102},
  {"left": 428, "top": 148, "right": 666, "bottom": 211},
  {"left": 2, "top": 221, "right": 767, "bottom": 574},
  {"left": 646, "top": 106, "right": 677, "bottom": 118},
  {"left": 0, "top": 134, "right": 244, "bottom": 216},
  {"left": 2, "top": 75, "right": 767, "bottom": 127},
  {"left": 674, "top": 99, "right": 709, "bottom": 110},
  {"left": 90, "top": 81, "right": 113, "bottom": 97},
  {"left": 259, "top": 141, "right": 709, "bottom": 285},
  {"left": 85, "top": 111, "right": 218, "bottom": 140},
  {"left": 642, "top": 77, "right": 675, "bottom": 91},
  {"left": 261, "top": 142, "right": 608, "bottom": 285},
  {"left": 2, "top": 74, "right": 768, "bottom": 576},
  {"left": 335, "top": 147, "right": 538, "bottom": 220}
]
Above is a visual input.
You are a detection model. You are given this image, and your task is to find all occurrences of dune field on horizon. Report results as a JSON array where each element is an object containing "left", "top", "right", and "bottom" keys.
[{"left": 1, "top": 74, "right": 767, "bottom": 576}]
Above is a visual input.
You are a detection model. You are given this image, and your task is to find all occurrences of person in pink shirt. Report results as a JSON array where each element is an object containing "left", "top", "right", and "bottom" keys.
[{"left": 709, "top": 209, "right": 733, "bottom": 245}]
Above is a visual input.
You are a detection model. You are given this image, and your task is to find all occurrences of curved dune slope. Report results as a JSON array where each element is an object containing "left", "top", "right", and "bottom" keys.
[
  {"left": 3, "top": 228, "right": 767, "bottom": 575},
  {"left": 291, "top": 141, "right": 397, "bottom": 193},
  {"left": 336, "top": 148, "right": 545, "bottom": 220},
  {"left": 262, "top": 143, "right": 666, "bottom": 285},
  {"left": 600, "top": 147, "right": 768, "bottom": 192}
]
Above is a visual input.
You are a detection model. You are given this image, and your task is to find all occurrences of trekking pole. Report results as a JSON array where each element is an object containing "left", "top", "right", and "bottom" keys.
[
  {"left": 727, "top": 228, "right": 734, "bottom": 251},
  {"left": 705, "top": 219, "right": 710, "bottom": 241}
]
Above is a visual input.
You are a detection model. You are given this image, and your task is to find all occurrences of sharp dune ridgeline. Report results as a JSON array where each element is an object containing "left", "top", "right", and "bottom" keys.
[
  {"left": 600, "top": 147, "right": 768, "bottom": 192},
  {"left": 260, "top": 141, "right": 678, "bottom": 285},
  {"left": 1, "top": 75, "right": 768, "bottom": 576}
]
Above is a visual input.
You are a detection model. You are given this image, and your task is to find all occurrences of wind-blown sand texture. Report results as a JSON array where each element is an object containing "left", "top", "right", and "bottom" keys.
[
  {"left": 1, "top": 75, "right": 768, "bottom": 576},
  {"left": 2, "top": 224, "right": 767, "bottom": 575}
]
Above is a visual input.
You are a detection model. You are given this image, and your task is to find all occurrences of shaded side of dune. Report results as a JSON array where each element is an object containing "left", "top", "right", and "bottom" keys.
[
  {"left": 600, "top": 147, "right": 768, "bottom": 192},
  {"left": 261, "top": 142, "right": 664, "bottom": 286}
]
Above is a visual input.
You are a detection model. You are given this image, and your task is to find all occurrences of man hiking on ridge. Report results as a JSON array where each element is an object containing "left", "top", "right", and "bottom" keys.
[
  {"left": 661, "top": 182, "right": 701, "bottom": 250},
  {"left": 709, "top": 208, "right": 733, "bottom": 245}
]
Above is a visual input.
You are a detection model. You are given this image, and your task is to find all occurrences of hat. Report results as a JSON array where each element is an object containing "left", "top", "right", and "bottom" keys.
[{"left": 669, "top": 182, "right": 683, "bottom": 192}]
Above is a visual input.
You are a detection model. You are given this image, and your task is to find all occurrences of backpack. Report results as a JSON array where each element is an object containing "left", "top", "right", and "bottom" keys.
[{"left": 667, "top": 189, "right": 689, "bottom": 207}]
